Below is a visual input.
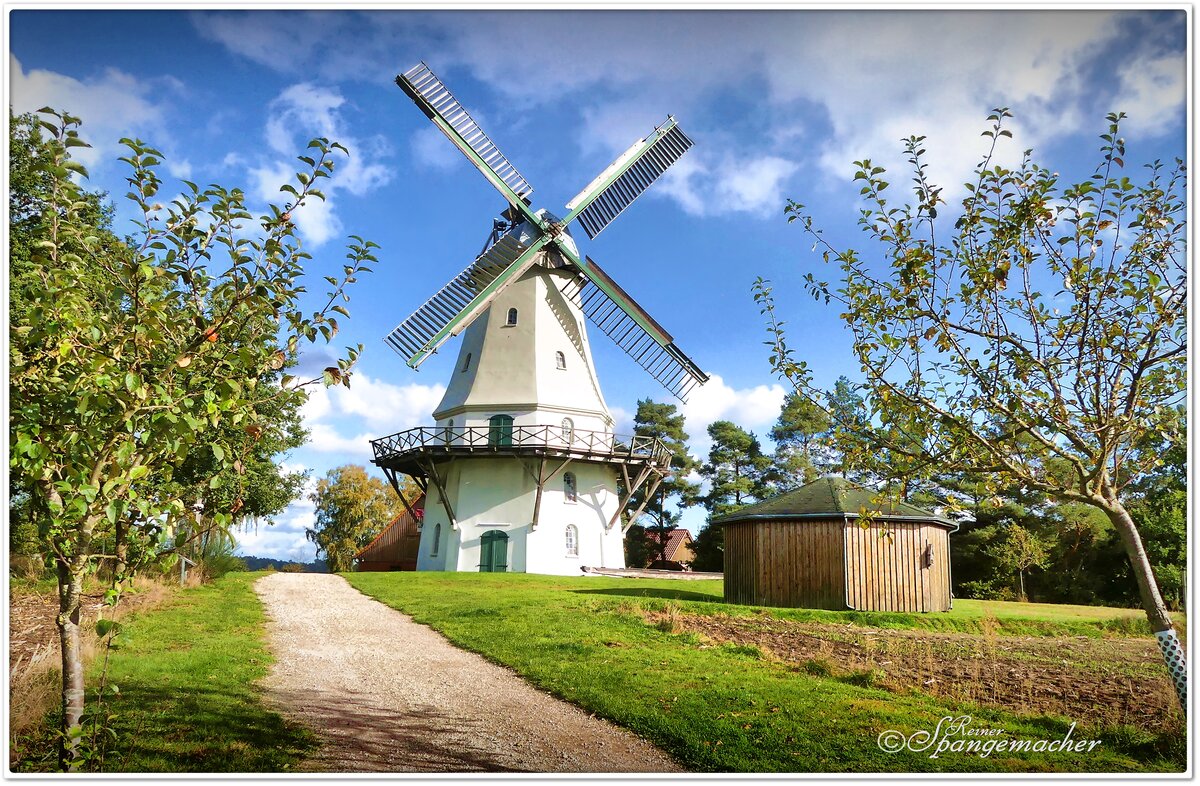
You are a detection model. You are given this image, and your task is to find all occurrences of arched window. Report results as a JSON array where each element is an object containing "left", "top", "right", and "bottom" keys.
[
  {"left": 565, "top": 524, "right": 578, "bottom": 557},
  {"left": 555, "top": 350, "right": 566, "bottom": 370},
  {"left": 561, "top": 417, "right": 574, "bottom": 443},
  {"left": 488, "top": 414, "right": 514, "bottom": 447},
  {"left": 461, "top": 352, "right": 472, "bottom": 372},
  {"left": 431, "top": 523, "right": 441, "bottom": 557},
  {"left": 563, "top": 471, "right": 577, "bottom": 503},
  {"left": 506, "top": 307, "right": 518, "bottom": 326},
  {"left": 444, "top": 418, "right": 454, "bottom": 444}
]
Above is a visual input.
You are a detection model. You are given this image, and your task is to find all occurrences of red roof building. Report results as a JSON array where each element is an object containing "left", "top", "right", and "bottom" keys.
[{"left": 354, "top": 495, "right": 425, "bottom": 572}]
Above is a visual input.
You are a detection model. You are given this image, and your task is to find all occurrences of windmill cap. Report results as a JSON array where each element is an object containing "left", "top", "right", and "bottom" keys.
[{"left": 514, "top": 210, "right": 579, "bottom": 258}]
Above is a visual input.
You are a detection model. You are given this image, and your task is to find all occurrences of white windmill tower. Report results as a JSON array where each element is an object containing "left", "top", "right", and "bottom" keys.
[{"left": 370, "top": 63, "right": 707, "bottom": 575}]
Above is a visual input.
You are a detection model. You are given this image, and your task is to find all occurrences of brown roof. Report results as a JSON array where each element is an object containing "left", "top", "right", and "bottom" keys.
[{"left": 664, "top": 528, "right": 693, "bottom": 561}]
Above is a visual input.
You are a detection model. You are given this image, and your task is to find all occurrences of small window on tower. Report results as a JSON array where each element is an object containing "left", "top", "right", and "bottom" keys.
[
  {"left": 565, "top": 524, "right": 578, "bottom": 557},
  {"left": 445, "top": 419, "right": 454, "bottom": 443},
  {"left": 555, "top": 351, "right": 566, "bottom": 370},
  {"left": 561, "top": 417, "right": 574, "bottom": 443},
  {"left": 564, "top": 472, "right": 577, "bottom": 503},
  {"left": 461, "top": 353, "right": 472, "bottom": 372},
  {"left": 431, "top": 523, "right": 441, "bottom": 557},
  {"left": 506, "top": 308, "right": 518, "bottom": 326}
]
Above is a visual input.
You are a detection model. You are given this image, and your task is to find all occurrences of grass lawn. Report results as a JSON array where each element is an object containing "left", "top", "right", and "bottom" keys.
[
  {"left": 12, "top": 571, "right": 316, "bottom": 773},
  {"left": 345, "top": 571, "right": 1185, "bottom": 774}
]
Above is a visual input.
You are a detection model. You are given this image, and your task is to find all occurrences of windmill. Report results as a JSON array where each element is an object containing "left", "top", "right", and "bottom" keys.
[{"left": 370, "top": 62, "right": 707, "bottom": 575}]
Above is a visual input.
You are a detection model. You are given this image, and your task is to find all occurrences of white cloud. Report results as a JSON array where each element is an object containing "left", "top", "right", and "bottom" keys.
[
  {"left": 234, "top": 494, "right": 319, "bottom": 562},
  {"left": 248, "top": 83, "right": 393, "bottom": 248},
  {"left": 682, "top": 373, "right": 787, "bottom": 455},
  {"left": 411, "top": 125, "right": 462, "bottom": 170},
  {"left": 193, "top": 11, "right": 1183, "bottom": 217},
  {"left": 299, "top": 374, "right": 446, "bottom": 459},
  {"left": 660, "top": 152, "right": 799, "bottom": 218},
  {"left": 192, "top": 11, "right": 333, "bottom": 74},
  {"left": 9, "top": 54, "right": 173, "bottom": 171},
  {"left": 608, "top": 405, "right": 633, "bottom": 435},
  {"left": 167, "top": 158, "right": 194, "bottom": 180},
  {"left": 1113, "top": 53, "right": 1186, "bottom": 137},
  {"left": 248, "top": 159, "right": 344, "bottom": 245},
  {"left": 760, "top": 11, "right": 1124, "bottom": 196},
  {"left": 307, "top": 423, "right": 376, "bottom": 458},
  {"left": 265, "top": 83, "right": 343, "bottom": 156},
  {"left": 234, "top": 372, "right": 433, "bottom": 557},
  {"left": 329, "top": 375, "right": 446, "bottom": 433}
]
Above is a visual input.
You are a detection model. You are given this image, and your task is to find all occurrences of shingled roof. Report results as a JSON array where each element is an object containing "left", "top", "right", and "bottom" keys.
[{"left": 712, "top": 476, "right": 957, "bottom": 529}]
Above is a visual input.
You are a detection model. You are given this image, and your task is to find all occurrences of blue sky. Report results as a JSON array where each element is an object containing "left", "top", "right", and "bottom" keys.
[{"left": 8, "top": 8, "right": 1187, "bottom": 562}]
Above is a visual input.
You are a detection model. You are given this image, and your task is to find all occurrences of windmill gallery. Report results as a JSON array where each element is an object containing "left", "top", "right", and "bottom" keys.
[{"left": 365, "top": 63, "right": 955, "bottom": 613}]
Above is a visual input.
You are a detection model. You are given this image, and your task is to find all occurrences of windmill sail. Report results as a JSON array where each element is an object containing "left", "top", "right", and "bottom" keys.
[
  {"left": 561, "top": 256, "right": 708, "bottom": 402},
  {"left": 397, "top": 62, "right": 535, "bottom": 211},
  {"left": 385, "top": 233, "right": 543, "bottom": 368},
  {"left": 564, "top": 119, "right": 694, "bottom": 240},
  {"left": 390, "top": 62, "right": 709, "bottom": 399}
]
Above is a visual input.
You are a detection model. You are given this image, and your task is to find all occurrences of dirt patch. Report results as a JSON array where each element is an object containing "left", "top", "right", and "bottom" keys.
[
  {"left": 9, "top": 579, "right": 176, "bottom": 741},
  {"left": 10, "top": 581, "right": 174, "bottom": 671},
  {"left": 652, "top": 611, "right": 1183, "bottom": 733}
]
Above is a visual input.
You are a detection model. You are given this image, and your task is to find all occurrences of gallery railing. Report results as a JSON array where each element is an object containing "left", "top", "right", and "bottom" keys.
[{"left": 370, "top": 425, "right": 672, "bottom": 467}]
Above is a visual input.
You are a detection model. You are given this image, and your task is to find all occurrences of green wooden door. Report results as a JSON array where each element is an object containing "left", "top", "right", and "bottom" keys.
[
  {"left": 488, "top": 414, "right": 513, "bottom": 447},
  {"left": 479, "top": 529, "right": 509, "bottom": 572}
]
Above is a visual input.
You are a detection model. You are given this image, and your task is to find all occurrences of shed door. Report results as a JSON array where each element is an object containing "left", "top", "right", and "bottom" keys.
[{"left": 479, "top": 529, "right": 509, "bottom": 572}]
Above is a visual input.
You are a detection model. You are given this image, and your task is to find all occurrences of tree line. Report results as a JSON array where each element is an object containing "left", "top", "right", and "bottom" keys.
[{"left": 623, "top": 390, "right": 1184, "bottom": 612}]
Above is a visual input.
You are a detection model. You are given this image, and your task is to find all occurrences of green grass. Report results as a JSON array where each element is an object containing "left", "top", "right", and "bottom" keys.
[
  {"left": 13, "top": 572, "right": 316, "bottom": 773},
  {"left": 345, "top": 572, "right": 1184, "bottom": 773}
]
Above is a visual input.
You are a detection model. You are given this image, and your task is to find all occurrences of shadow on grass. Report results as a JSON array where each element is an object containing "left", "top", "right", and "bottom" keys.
[
  {"left": 49, "top": 683, "right": 529, "bottom": 774},
  {"left": 571, "top": 587, "right": 723, "bottom": 603}
]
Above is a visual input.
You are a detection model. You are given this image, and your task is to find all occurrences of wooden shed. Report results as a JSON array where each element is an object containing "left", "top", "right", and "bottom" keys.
[
  {"left": 715, "top": 477, "right": 957, "bottom": 612},
  {"left": 354, "top": 496, "right": 425, "bottom": 572}
]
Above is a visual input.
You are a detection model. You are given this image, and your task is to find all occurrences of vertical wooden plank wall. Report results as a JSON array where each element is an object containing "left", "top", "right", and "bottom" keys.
[
  {"left": 843, "top": 521, "right": 952, "bottom": 612},
  {"left": 925, "top": 525, "right": 952, "bottom": 611},
  {"left": 724, "top": 518, "right": 952, "bottom": 611},
  {"left": 723, "top": 519, "right": 845, "bottom": 609}
]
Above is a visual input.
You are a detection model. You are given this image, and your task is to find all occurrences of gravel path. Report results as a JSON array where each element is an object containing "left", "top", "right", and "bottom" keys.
[{"left": 254, "top": 573, "right": 683, "bottom": 773}]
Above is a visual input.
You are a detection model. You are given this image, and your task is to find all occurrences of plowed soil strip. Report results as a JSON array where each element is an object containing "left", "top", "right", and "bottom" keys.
[
  {"left": 254, "top": 573, "right": 682, "bottom": 773},
  {"left": 664, "top": 612, "right": 1182, "bottom": 733}
]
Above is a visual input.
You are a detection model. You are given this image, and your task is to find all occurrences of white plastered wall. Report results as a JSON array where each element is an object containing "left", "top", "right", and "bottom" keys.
[{"left": 413, "top": 457, "right": 625, "bottom": 574}]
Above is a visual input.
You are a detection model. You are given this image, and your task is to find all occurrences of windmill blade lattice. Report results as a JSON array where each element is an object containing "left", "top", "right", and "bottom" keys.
[
  {"left": 385, "top": 233, "right": 532, "bottom": 365},
  {"left": 566, "top": 123, "right": 694, "bottom": 240},
  {"left": 561, "top": 256, "right": 708, "bottom": 402},
  {"left": 397, "top": 62, "right": 535, "bottom": 203}
]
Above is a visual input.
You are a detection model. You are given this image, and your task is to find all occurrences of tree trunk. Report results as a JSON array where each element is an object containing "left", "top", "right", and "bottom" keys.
[
  {"left": 56, "top": 557, "right": 86, "bottom": 771},
  {"left": 1017, "top": 569, "right": 1026, "bottom": 603},
  {"left": 1104, "top": 497, "right": 1186, "bottom": 710}
]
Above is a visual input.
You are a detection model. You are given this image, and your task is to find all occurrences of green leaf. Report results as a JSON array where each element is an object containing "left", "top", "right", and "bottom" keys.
[
  {"left": 95, "top": 619, "right": 121, "bottom": 637},
  {"left": 212, "top": 444, "right": 225, "bottom": 462}
]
